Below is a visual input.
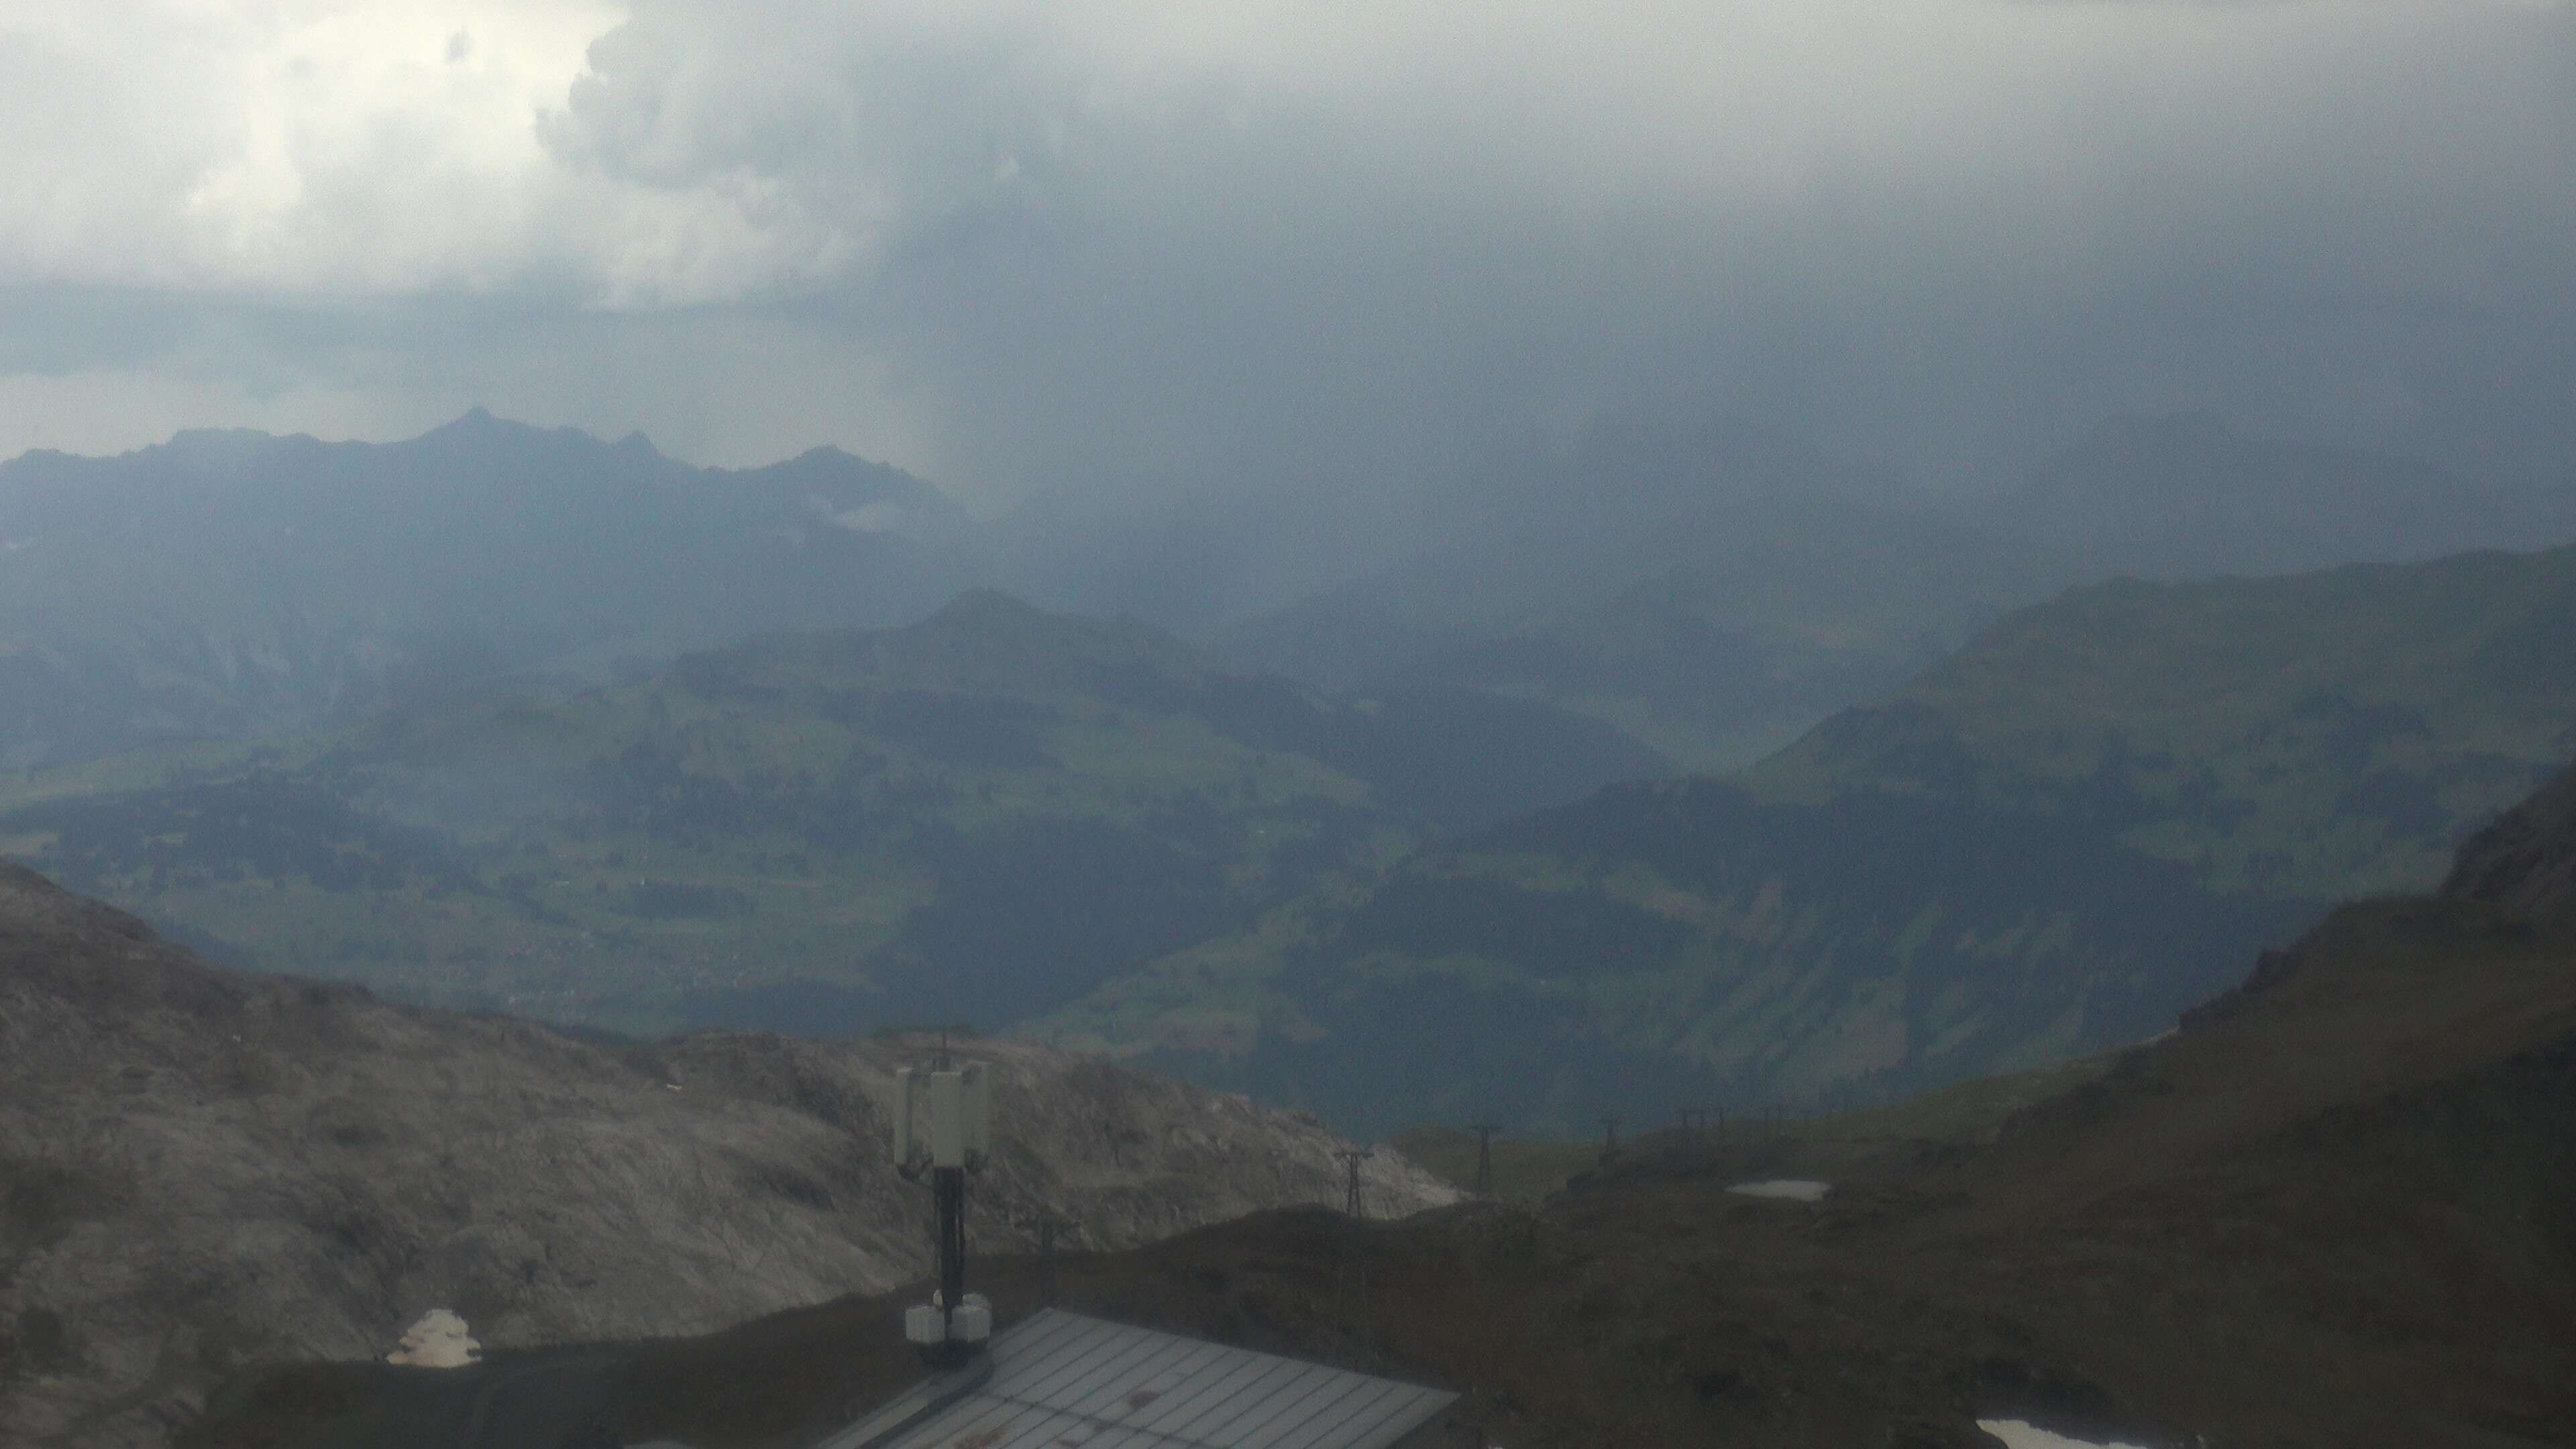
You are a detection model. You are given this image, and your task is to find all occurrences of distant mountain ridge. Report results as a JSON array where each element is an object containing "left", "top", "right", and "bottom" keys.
[
  {"left": 1990, "top": 411, "right": 2559, "bottom": 580},
  {"left": 0, "top": 590, "right": 1669, "bottom": 1039},
  {"left": 1219, "top": 410, "right": 2576, "bottom": 775},
  {"left": 1040, "top": 539, "right": 2576, "bottom": 1136},
  {"left": 14, "top": 405, "right": 2553, "bottom": 784},
  {"left": 1755, "top": 543, "right": 2576, "bottom": 897},
  {"left": 1217, "top": 416, "right": 2076, "bottom": 771},
  {"left": 0, "top": 411, "right": 975, "bottom": 769}
]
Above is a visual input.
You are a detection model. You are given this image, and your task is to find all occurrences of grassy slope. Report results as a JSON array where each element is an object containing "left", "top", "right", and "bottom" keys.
[
  {"left": 1756, "top": 545, "right": 2576, "bottom": 896},
  {"left": 1037, "top": 543, "right": 2576, "bottom": 1136},
  {"left": 0, "top": 593, "right": 1665, "bottom": 1038}
]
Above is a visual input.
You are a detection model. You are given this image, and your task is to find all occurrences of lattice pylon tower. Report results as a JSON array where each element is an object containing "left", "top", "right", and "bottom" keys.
[
  {"left": 1330, "top": 1145, "right": 1377, "bottom": 1369},
  {"left": 1334, "top": 1146, "right": 1373, "bottom": 1219},
  {"left": 1468, "top": 1122, "right": 1497, "bottom": 1200}
]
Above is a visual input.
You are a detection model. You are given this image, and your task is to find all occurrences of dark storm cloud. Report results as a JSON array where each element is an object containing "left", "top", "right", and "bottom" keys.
[{"left": 0, "top": 1, "right": 2570, "bottom": 500}]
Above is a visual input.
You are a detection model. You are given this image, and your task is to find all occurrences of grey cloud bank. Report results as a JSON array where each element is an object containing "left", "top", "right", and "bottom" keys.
[{"left": 0, "top": 1, "right": 2569, "bottom": 511}]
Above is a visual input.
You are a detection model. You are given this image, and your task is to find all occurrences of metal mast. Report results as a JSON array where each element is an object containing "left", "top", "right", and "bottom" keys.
[
  {"left": 895, "top": 1038, "right": 994, "bottom": 1369},
  {"left": 1334, "top": 1146, "right": 1373, "bottom": 1220},
  {"left": 1017, "top": 1209, "right": 1080, "bottom": 1305}
]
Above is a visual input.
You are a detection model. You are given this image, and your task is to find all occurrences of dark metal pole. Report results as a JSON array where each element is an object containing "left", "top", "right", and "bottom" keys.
[
  {"left": 936, "top": 1165, "right": 965, "bottom": 1328},
  {"left": 1335, "top": 1146, "right": 1372, "bottom": 1219},
  {"left": 1038, "top": 1217, "right": 1059, "bottom": 1305}
]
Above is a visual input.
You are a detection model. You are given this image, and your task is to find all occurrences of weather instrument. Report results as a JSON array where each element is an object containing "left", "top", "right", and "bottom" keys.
[{"left": 893, "top": 1040, "right": 994, "bottom": 1368}]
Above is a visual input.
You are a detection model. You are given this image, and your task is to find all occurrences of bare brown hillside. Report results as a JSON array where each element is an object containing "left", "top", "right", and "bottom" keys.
[
  {"left": 0, "top": 864, "right": 1452, "bottom": 1448},
  {"left": 188, "top": 754, "right": 2576, "bottom": 1449},
  {"left": 2445, "top": 754, "right": 2576, "bottom": 926}
]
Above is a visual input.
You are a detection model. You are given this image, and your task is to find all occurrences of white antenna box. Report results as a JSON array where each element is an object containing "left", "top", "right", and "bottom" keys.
[{"left": 894, "top": 1061, "right": 991, "bottom": 1169}]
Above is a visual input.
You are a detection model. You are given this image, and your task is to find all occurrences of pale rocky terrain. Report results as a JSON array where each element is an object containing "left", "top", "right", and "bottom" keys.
[{"left": 0, "top": 863, "right": 1453, "bottom": 1448}]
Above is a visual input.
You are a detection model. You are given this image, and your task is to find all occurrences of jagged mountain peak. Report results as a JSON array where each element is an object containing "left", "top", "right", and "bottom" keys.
[
  {"left": 401, "top": 406, "right": 631, "bottom": 462},
  {"left": 0, "top": 413, "right": 978, "bottom": 770},
  {"left": 411, "top": 403, "right": 518, "bottom": 441}
]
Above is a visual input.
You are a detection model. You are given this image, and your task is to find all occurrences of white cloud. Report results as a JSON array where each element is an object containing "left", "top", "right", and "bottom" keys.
[
  {"left": 7, "top": 1, "right": 2567, "bottom": 308},
  {"left": 0, "top": 364, "right": 412, "bottom": 455},
  {"left": 0, "top": 1, "right": 621, "bottom": 292},
  {"left": 0, "top": 1, "right": 2569, "bottom": 487}
]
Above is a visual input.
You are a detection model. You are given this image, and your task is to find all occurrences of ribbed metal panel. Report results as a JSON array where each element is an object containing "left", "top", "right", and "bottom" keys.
[{"left": 858, "top": 1309, "right": 1456, "bottom": 1449}]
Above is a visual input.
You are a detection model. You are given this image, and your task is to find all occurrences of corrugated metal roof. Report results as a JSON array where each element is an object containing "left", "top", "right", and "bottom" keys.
[{"left": 835, "top": 1309, "right": 1457, "bottom": 1449}]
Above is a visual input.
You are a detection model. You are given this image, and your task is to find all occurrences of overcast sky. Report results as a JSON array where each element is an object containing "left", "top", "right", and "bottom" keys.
[{"left": 0, "top": 1, "right": 2569, "bottom": 507}]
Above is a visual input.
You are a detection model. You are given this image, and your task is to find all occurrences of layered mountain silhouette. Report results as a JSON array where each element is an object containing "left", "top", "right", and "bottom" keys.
[
  {"left": 1045, "top": 540, "right": 2576, "bottom": 1135},
  {"left": 0, "top": 590, "right": 1668, "bottom": 1038},
  {"left": 1217, "top": 415, "right": 2068, "bottom": 770},
  {"left": 11, "top": 407, "right": 2553, "bottom": 788},
  {"left": 0, "top": 411, "right": 973, "bottom": 770},
  {"left": 1221, "top": 411, "right": 2576, "bottom": 773},
  {"left": 1989, "top": 411, "right": 2559, "bottom": 580}
]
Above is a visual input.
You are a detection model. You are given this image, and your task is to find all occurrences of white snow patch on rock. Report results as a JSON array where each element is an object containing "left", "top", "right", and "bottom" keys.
[
  {"left": 1726, "top": 1178, "right": 1830, "bottom": 1202},
  {"left": 387, "top": 1308, "right": 482, "bottom": 1368},
  {"left": 1976, "top": 1419, "right": 2155, "bottom": 1449}
]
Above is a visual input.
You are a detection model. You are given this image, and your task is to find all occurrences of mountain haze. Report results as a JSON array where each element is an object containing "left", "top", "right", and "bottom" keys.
[
  {"left": 1220, "top": 415, "right": 2076, "bottom": 771},
  {"left": 1758, "top": 542, "right": 2576, "bottom": 896},
  {"left": 0, "top": 592, "right": 1668, "bottom": 1038},
  {"left": 1046, "top": 541, "right": 2576, "bottom": 1135},
  {"left": 1222, "top": 412, "right": 2576, "bottom": 775},
  {"left": 1988, "top": 412, "right": 2568, "bottom": 582},
  {"left": 0, "top": 412, "right": 973, "bottom": 771}
]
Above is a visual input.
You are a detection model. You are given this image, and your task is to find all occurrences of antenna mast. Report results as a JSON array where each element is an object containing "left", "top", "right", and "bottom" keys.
[{"left": 894, "top": 1044, "right": 994, "bottom": 1369}]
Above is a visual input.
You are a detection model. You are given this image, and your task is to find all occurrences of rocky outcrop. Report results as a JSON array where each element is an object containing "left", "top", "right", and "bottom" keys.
[
  {"left": 2443, "top": 752, "right": 2576, "bottom": 928},
  {"left": 0, "top": 864, "right": 1452, "bottom": 1448}
]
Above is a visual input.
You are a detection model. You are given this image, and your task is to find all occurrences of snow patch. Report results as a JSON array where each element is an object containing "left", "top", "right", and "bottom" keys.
[
  {"left": 826, "top": 500, "right": 916, "bottom": 534},
  {"left": 387, "top": 1308, "right": 482, "bottom": 1368},
  {"left": 1726, "top": 1178, "right": 1829, "bottom": 1202},
  {"left": 1977, "top": 1419, "right": 2155, "bottom": 1449}
]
